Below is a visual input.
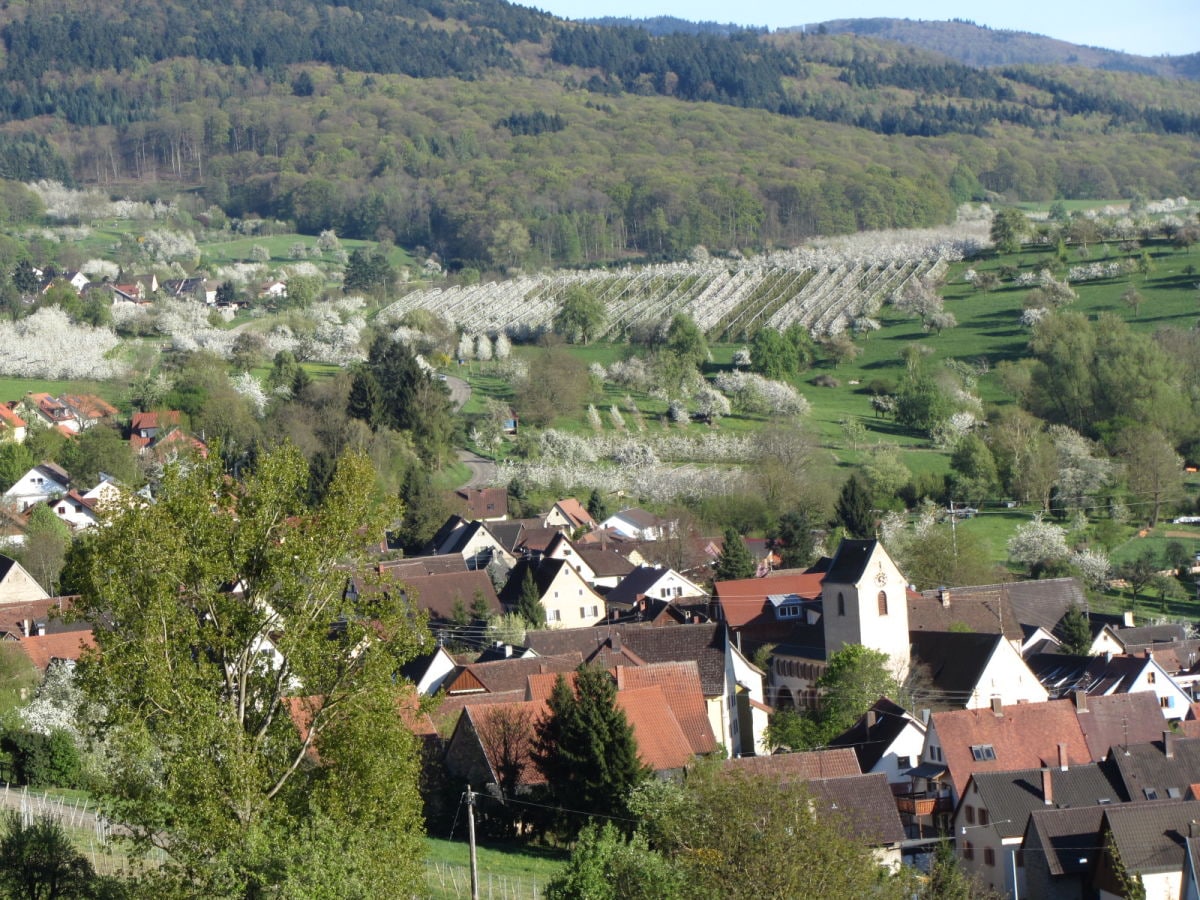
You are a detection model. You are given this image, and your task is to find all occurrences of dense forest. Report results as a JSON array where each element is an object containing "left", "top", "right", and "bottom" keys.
[{"left": 0, "top": 0, "right": 1196, "bottom": 268}]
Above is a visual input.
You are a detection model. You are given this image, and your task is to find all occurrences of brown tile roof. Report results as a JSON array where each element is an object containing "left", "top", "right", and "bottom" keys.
[
  {"left": 60, "top": 394, "right": 118, "bottom": 421},
  {"left": 431, "top": 689, "right": 527, "bottom": 736},
  {"left": 916, "top": 578, "right": 1085, "bottom": 637},
  {"left": 722, "top": 748, "right": 861, "bottom": 780},
  {"left": 908, "top": 587, "right": 1023, "bottom": 639},
  {"left": 713, "top": 573, "right": 824, "bottom": 628},
  {"left": 447, "top": 654, "right": 583, "bottom": 696},
  {"left": 931, "top": 699, "right": 1092, "bottom": 798},
  {"left": 1074, "top": 692, "right": 1168, "bottom": 760},
  {"left": 131, "top": 410, "right": 181, "bottom": 433},
  {"left": 573, "top": 545, "right": 636, "bottom": 578},
  {"left": 377, "top": 557, "right": 467, "bottom": 577},
  {"left": 454, "top": 487, "right": 508, "bottom": 520},
  {"left": 389, "top": 570, "right": 502, "bottom": 622},
  {"left": 804, "top": 773, "right": 907, "bottom": 847},
  {"left": 15, "top": 630, "right": 95, "bottom": 670},
  {"left": 615, "top": 662, "right": 717, "bottom": 755}
]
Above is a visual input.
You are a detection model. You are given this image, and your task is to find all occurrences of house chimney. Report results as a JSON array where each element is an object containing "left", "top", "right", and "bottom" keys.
[
  {"left": 1124, "top": 610, "right": 1136, "bottom": 628},
  {"left": 938, "top": 586, "right": 951, "bottom": 608},
  {"left": 1191, "top": 821, "right": 1200, "bottom": 839},
  {"left": 1042, "top": 768, "right": 1054, "bottom": 805},
  {"left": 35, "top": 622, "right": 45, "bottom": 637},
  {"left": 611, "top": 632, "right": 621, "bottom": 653},
  {"left": 1058, "top": 742, "right": 1069, "bottom": 772},
  {"left": 866, "top": 710, "right": 877, "bottom": 729},
  {"left": 991, "top": 697, "right": 1003, "bottom": 716},
  {"left": 1073, "top": 690, "right": 1088, "bottom": 712},
  {"left": 21, "top": 619, "right": 29, "bottom": 637},
  {"left": 1165, "top": 731, "right": 1176, "bottom": 759},
  {"left": 504, "top": 643, "right": 513, "bottom": 658}
]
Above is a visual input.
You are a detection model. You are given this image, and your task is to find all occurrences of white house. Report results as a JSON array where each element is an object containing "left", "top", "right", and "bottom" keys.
[
  {"left": 0, "top": 556, "right": 50, "bottom": 604},
  {"left": 599, "top": 508, "right": 668, "bottom": 541},
  {"left": 3, "top": 463, "right": 70, "bottom": 512},
  {"left": 499, "top": 558, "right": 606, "bottom": 629},
  {"left": 605, "top": 565, "right": 707, "bottom": 610}
]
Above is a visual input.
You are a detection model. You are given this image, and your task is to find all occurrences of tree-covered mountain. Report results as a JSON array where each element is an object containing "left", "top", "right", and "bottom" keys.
[
  {"left": 0, "top": 0, "right": 1196, "bottom": 269},
  {"left": 801, "top": 18, "right": 1200, "bottom": 80}
]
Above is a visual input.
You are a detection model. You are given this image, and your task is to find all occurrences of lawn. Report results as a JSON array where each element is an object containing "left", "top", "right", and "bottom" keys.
[{"left": 425, "top": 836, "right": 565, "bottom": 899}]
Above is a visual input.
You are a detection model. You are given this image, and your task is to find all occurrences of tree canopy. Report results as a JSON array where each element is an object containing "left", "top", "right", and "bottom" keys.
[{"left": 65, "top": 443, "right": 429, "bottom": 897}]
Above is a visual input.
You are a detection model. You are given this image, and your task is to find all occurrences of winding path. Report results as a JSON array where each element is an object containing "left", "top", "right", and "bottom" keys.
[{"left": 444, "top": 374, "right": 498, "bottom": 489}]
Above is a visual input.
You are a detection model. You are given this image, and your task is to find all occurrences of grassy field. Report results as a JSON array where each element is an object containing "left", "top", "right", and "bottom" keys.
[{"left": 425, "top": 836, "right": 564, "bottom": 899}]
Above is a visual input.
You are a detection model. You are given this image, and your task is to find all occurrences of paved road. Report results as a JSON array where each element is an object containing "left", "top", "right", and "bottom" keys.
[{"left": 444, "top": 374, "right": 498, "bottom": 488}]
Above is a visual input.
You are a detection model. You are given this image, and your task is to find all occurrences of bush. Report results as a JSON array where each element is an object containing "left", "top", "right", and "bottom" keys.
[{"left": 1, "top": 729, "right": 82, "bottom": 788}]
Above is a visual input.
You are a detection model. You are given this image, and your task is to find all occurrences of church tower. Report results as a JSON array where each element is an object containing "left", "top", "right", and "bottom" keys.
[{"left": 820, "top": 539, "right": 911, "bottom": 680}]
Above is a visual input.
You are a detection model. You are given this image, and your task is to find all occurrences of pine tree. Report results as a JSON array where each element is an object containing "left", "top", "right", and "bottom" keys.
[
  {"left": 586, "top": 488, "right": 609, "bottom": 523},
  {"left": 714, "top": 526, "right": 756, "bottom": 581},
  {"left": 1058, "top": 603, "right": 1092, "bottom": 655},
  {"left": 516, "top": 568, "right": 546, "bottom": 629},
  {"left": 533, "top": 667, "right": 650, "bottom": 838},
  {"left": 836, "top": 473, "right": 875, "bottom": 539}
]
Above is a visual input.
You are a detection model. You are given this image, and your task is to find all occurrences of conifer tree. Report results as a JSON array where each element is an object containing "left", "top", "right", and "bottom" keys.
[
  {"left": 836, "top": 473, "right": 875, "bottom": 539},
  {"left": 714, "top": 526, "right": 756, "bottom": 581},
  {"left": 533, "top": 667, "right": 650, "bottom": 838},
  {"left": 516, "top": 568, "right": 546, "bottom": 629}
]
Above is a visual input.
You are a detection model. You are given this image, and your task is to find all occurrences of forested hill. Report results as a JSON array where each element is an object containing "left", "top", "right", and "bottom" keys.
[
  {"left": 801, "top": 18, "right": 1200, "bottom": 80},
  {"left": 0, "top": 0, "right": 1198, "bottom": 270}
]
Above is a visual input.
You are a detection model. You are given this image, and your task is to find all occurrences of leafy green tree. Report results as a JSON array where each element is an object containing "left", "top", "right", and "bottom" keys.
[
  {"left": 813, "top": 644, "right": 899, "bottom": 741},
  {"left": 764, "top": 708, "right": 820, "bottom": 751},
  {"left": 1163, "top": 541, "right": 1191, "bottom": 575},
  {"left": 59, "top": 424, "right": 137, "bottom": 489},
  {"left": 0, "top": 812, "right": 107, "bottom": 900},
  {"left": 546, "top": 822, "right": 684, "bottom": 900},
  {"left": 66, "top": 444, "right": 428, "bottom": 897},
  {"left": 1119, "top": 548, "right": 1158, "bottom": 601},
  {"left": 515, "top": 568, "right": 546, "bottom": 629},
  {"left": 1116, "top": 426, "right": 1183, "bottom": 528},
  {"left": 835, "top": 472, "right": 875, "bottom": 539},
  {"left": 20, "top": 504, "right": 70, "bottom": 596},
  {"left": 949, "top": 433, "right": 1000, "bottom": 507},
  {"left": 532, "top": 666, "right": 650, "bottom": 838},
  {"left": 665, "top": 313, "right": 707, "bottom": 369},
  {"left": 0, "top": 442, "right": 34, "bottom": 493},
  {"left": 395, "top": 467, "right": 451, "bottom": 554},
  {"left": 552, "top": 286, "right": 606, "bottom": 345},
  {"left": 990, "top": 207, "right": 1029, "bottom": 254},
  {"left": 343, "top": 247, "right": 395, "bottom": 293},
  {"left": 1058, "top": 603, "right": 1093, "bottom": 655},
  {"left": 713, "top": 526, "right": 755, "bottom": 581},
  {"left": 362, "top": 334, "right": 454, "bottom": 463},
  {"left": 628, "top": 760, "right": 898, "bottom": 899}
]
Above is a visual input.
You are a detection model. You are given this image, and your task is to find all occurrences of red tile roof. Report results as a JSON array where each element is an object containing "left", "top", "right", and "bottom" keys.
[
  {"left": 931, "top": 699, "right": 1092, "bottom": 798},
  {"left": 0, "top": 404, "right": 24, "bottom": 429},
  {"left": 713, "top": 572, "right": 824, "bottom": 628},
  {"left": 615, "top": 685, "right": 694, "bottom": 772},
  {"left": 616, "top": 661, "right": 717, "bottom": 755},
  {"left": 554, "top": 498, "right": 596, "bottom": 530},
  {"left": 15, "top": 630, "right": 95, "bottom": 670}
]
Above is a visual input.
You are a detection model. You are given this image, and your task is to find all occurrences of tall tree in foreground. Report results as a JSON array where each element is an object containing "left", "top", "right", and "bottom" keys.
[
  {"left": 836, "top": 472, "right": 875, "bottom": 539},
  {"left": 532, "top": 666, "right": 650, "bottom": 839},
  {"left": 66, "top": 444, "right": 429, "bottom": 897}
]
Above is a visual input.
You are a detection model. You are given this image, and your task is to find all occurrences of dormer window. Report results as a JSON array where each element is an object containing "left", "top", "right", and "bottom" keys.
[{"left": 970, "top": 744, "right": 996, "bottom": 761}]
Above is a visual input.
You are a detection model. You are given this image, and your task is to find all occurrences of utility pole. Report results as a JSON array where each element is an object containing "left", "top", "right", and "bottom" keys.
[{"left": 466, "top": 785, "right": 479, "bottom": 900}]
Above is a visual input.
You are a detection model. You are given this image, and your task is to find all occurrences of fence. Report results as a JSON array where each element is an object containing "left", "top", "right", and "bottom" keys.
[
  {"left": 0, "top": 783, "right": 165, "bottom": 876},
  {"left": 426, "top": 860, "right": 545, "bottom": 900}
]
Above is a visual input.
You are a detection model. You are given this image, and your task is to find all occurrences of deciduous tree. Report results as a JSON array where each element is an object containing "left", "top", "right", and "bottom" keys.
[{"left": 66, "top": 444, "right": 429, "bottom": 897}]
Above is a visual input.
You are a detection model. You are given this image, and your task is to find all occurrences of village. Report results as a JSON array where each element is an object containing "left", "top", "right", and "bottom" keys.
[{"left": 4, "top": 439, "right": 1200, "bottom": 896}]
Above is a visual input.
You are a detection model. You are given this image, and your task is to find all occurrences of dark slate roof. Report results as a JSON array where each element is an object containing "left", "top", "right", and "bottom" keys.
[
  {"left": 909, "top": 631, "right": 1004, "bottom": 696},
  {"left": 1109, "top": 735, "right": 1200, "bottom": 803},
  {"left": 827, "top": 697, "right": 923, "bottom": 773},
  {"left": 489, "top": 521, "right": 526, "bottom": 552},
  {"left": 1027, "top": 652, "right": 1153, "bottom": 697},
  {"left": 1114, "top": 624, "right": 1190, "bottom": 650},
  {"left": 377, "top": 556, "right": 467, "bottom": 577},
  {"left": 917, "top": 578, "right": 1085, "bottom": 636},
  {"left": 1075, "top": 693, "right": 1169, "bottom": 763},
  {"left": 821, "top": 539, "right": 878, "bottom": 585},
  {"left": 574, "top": 545, "right": 637, "bottom": 579},
  {"left": 455, "top": 654, "right": 583, "bottom": 694},
  {"left": 438, "top": 520, "right": 488, "bottom": 556},
  {"left": 606, "top": 566, "right": 678, "bottom": 607},
  {"left": 497, "top": 558, "right": 570, "bottom": 607},
  {"left": 804, "top": 773, "right": 907, "bottom": 847},
  {"left": 426, "top": 515, "right": 468, "bottom": 553},
  {"left": 1103, "top": 799, "right": 1200, "bottom": 875},
  {"left": 1024, "top": 805, "right": 1107, "bottom": 877},
  {"left": 965, "top": 763, "right": 1124, "bottom": 839},
  {"left": 523, "top": 622, "right": 728, "bottom": 697},
  {"left": 0, "top": 555, "right": 14, "bottom": 582}
]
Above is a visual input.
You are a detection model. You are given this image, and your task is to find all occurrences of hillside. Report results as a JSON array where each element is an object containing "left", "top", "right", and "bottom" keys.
[
  {"left": 802, "top": 18, "right": 1200, "bottom": 80},
  {"left": 0, "top": 0, "right": 1196, "bottom": 270}
]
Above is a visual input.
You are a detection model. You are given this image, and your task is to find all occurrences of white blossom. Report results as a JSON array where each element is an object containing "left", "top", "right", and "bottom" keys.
[
  {"left": 0, "top": 307, "right": 127, "bottom": 379},
  {"left": 1007, "top": 516, "right": 1070, "bottom": 570}
]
